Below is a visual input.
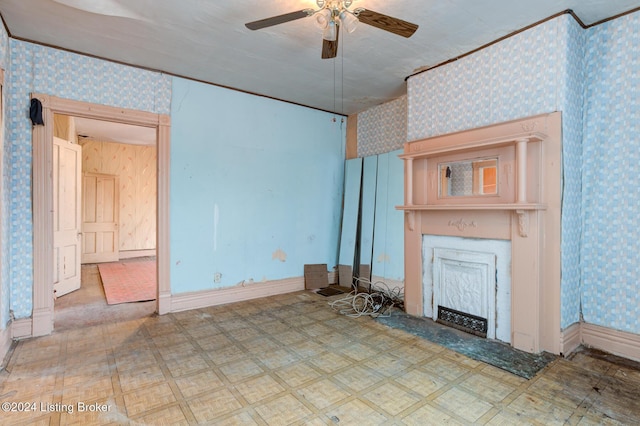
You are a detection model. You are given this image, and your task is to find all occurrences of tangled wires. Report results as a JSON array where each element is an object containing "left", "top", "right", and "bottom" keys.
[{"left": 329, "top": 278, "right": 404, "bottom": 318}]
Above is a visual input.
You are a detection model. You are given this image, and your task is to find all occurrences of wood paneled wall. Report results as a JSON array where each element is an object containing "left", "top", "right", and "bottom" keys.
[{"left": 81, "top": 140, "right": 156, "bottom": 251}]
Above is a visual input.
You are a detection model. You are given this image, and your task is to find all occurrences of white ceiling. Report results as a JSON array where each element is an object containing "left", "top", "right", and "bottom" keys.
[
  {"left": 1, "top": 0, "right": 639, "bottom": 116},
  {"left": 74, "top": 116, "right": 156, "bottom": 146}
]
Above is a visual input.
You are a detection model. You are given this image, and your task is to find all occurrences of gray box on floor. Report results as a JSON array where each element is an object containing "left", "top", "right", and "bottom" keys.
[{"left": 304, "top": 264, "right": 328, "bottom": 289}]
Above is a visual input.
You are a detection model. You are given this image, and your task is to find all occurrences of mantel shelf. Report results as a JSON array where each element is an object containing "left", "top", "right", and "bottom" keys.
[
  {"left": 400, "top": 131, "right": 547, "bottom": 160},
  {"left": 396, "top": 203, "right": 547, "bottom": 211}
]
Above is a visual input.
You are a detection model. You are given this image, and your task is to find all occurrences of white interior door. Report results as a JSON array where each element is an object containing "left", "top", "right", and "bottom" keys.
[
  {"left": 53, "top": 136, "right": 82, "bottom": 297},
  {"left": 82, "top": 172, "right": 119, "bottom": 263}
]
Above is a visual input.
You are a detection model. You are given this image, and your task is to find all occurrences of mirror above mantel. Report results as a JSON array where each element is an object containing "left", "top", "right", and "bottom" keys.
[
  {"left": 397, "top": 129, "right": 549, "bottom": 211},
  {"left": 439, "top": 157, "right": 498, "bottom": 198}
]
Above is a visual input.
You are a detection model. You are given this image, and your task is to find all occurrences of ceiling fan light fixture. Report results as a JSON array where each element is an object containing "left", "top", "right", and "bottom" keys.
[
  {"left": 315, "top": 8, "right": 331, "bottom": 29},
  {"left": 339, "top": 10, "right": 358, "bottom": 34},
  {"left": 245, "top": 0, "right": 419, "bottom": 60},
  {"left": 322, "top": 20, "right": 337, "bottom": 41}
]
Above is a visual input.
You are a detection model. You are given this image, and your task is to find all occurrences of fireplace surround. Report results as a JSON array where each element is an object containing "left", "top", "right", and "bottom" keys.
[
  {"left": 424, "top": 235, "right": 512, "bottom": 342},
  {"left": 398, "top": 113, "right": 562, "bottom": 354}
]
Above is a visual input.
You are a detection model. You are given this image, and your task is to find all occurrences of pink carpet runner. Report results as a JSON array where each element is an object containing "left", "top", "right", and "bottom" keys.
[{"left": 98, "top": 260, "right": 157, "bottom": 305}]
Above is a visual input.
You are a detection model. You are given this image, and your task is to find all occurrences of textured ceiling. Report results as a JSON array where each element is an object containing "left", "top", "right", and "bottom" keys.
[{"left": 1, "top": 0, "right": 639, "bottom": 116}]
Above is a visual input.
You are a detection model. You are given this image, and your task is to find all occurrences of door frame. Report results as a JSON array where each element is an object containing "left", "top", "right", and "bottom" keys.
[{"left": 32, "top": 94, "right": 171, "bottom": 336}]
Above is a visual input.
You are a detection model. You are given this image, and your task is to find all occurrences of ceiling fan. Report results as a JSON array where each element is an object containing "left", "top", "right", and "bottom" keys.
[{"left": 245, "top": 0, "right": 419, "bottom": 59}]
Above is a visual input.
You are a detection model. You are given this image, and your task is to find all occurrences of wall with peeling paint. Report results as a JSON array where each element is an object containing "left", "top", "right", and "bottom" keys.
[{"left": 170, "top": 77, "right": 346, "bottom": 293}]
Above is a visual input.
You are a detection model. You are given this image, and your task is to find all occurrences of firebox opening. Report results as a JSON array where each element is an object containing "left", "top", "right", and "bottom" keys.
[
  {"left": 423, "top": 235, "right": 511, "bottom": 343},
  {"left": 437, "top": 305, "right": 488, "bottom": 337}
]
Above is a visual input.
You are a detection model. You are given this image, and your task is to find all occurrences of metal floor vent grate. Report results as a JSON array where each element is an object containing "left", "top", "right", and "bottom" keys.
[{"left": 437, "top": 306, "right": 488, "bottom": 338}]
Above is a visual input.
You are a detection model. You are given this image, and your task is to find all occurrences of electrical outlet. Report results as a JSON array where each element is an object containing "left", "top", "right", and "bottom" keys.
[{"left": 214, "top": 272, "right": 222, "bottom": 283}]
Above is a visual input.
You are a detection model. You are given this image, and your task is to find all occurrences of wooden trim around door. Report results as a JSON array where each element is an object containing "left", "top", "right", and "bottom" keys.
[{"left": 31, "top": 94, "right": 171, "bottom": 337}]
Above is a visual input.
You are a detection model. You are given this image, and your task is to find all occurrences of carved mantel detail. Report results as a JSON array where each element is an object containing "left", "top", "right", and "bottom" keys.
[
  {"left": 521, "top": 120, "right": 539, "bottom": 132},
  {"left": 515, "top": 210, "right": 529, "bottom": 237},
  {"left": 405, "top": 211, "right": 415, "bottom": 231},
  {"left": 448, "top": 218, "right": 477, "bottom": 232}
]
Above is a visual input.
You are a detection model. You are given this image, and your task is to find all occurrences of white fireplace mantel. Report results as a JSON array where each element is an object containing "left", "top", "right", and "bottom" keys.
[{"left": 399, "top": 113, "right": 562, "bottom": 355}]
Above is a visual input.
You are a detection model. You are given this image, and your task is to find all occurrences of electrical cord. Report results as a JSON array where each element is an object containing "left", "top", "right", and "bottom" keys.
[{"left": 328, "top": 277, "right": 404, "bottom": 318}]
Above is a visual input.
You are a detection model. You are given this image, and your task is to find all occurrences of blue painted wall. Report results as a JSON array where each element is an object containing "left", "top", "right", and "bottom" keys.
[
  {"left": 581, "top": 12, "right": 640, "bottom": 334},
  {"left": 170, "top": 77, "right": 345, "bottom": 292},
  {"left": 3, "top": 39, "right": 344, "bottom": 319},
  {"left": 7, "top": 40, "right": 171, "bottom": 319}
]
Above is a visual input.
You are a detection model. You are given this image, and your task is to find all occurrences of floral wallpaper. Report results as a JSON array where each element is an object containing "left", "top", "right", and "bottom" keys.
[
  {"left": 407, "top": 18, "right": 561, "bottom": 142},
  {"left": 357, "top": 95, "right": 407, "bottom": 157},
  {"left": 581, "top": 12, "right": 640, "bottom": 334},
  {"left": 557, "top": 17, "right": 586, "bottom": 331},
  {"left": 0, "top": 22, "right": 9, "bottom": 329},
  {"left": 8, "top": 40, "right": 170, "bottom": 319}
]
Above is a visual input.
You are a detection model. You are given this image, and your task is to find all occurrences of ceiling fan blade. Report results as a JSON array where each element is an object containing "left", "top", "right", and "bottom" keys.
[
  {"left": 321, "top": 28, "right": 339, "bottom": 59},
  {"left": 357, "top": 9, "right": 418, "bottom": 38},
  {"left": 245, "top": 10, "right": 309, "bottom": 30}
]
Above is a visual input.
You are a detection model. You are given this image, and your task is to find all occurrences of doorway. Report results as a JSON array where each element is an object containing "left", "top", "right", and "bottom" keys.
[
  {"left": 31, "top": 94, "right": 171, "bottom": 337},
  {"left": 52, "top": 113, "right": 160, "bottom": 330}
]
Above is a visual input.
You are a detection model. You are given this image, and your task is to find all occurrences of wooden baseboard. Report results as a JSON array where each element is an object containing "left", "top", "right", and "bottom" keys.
[
  {"left": 158, "top": 291, "right": 171, "bottom": 315},
  {"left": 581, "top": 322, "right": 640, "bottom": 362},
  {"left": 119, "top": 249, "right": 156, "bottom": 260},
  {"left": 11, "top": 318, "right": 32, "bottom": 339},
  {"left": 560, "top": 321, "right": 640, "bottom": 362},
  {"left": 170, "top": 276, "right": 305, "bottom": 313},
  {"left": 0, "top": 326, "right": 12, "bottom": 369},
  {"left": 31, "top": 308, "right": 53, "bottom": 337},
  {"left": 559, "top": 322, "right": 581, "bottom": 357}
]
